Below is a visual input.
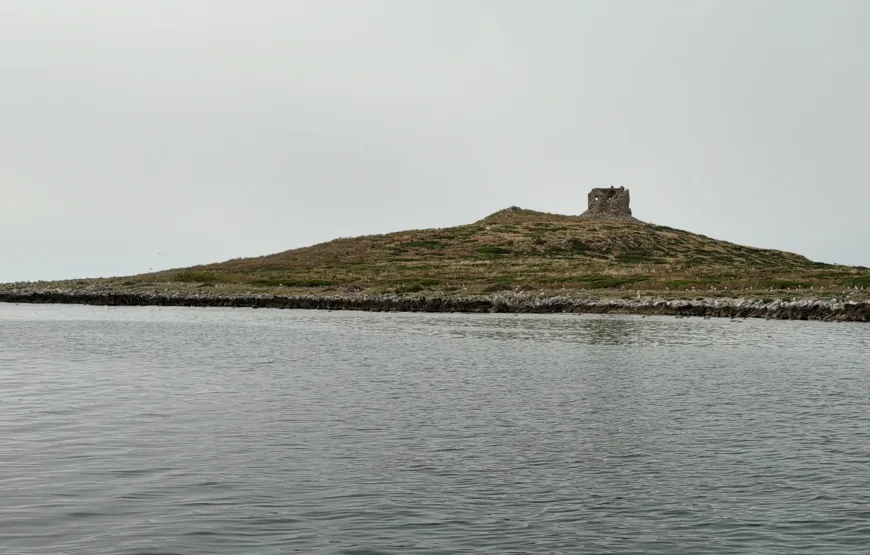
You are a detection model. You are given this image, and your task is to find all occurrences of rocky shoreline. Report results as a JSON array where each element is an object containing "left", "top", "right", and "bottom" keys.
[{"left": 1, "top": 289, "right": 868, "bottom": 322}]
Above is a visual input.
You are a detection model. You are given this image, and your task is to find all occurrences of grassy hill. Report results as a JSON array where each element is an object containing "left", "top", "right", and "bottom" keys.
[{"left": 49, "top": 206, "right": 867, "bottom": 299}]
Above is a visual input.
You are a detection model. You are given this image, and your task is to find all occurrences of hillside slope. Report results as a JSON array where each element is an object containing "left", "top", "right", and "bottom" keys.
[{"left": 114, "top": 207, "right": 868, "bottom": 296}]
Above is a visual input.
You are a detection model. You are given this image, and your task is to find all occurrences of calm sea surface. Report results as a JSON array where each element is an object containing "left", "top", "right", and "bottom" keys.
[{"left": 1, "top": 304, "right": 869, "bottom": 554}]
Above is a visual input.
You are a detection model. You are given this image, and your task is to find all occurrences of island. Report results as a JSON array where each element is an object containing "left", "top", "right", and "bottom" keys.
[{"left": 2, "top": 187, "right": 869, "bottom": 321}]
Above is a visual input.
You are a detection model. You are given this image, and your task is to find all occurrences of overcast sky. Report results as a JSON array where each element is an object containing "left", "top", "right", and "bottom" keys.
[{"left": 2, "top": 0, "right": 868, "bottom": 282}]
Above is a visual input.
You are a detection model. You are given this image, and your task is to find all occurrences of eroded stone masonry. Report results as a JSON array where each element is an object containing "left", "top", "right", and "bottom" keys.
[{"left": 580, "top": 186, "right": 636, "bottom": 220}]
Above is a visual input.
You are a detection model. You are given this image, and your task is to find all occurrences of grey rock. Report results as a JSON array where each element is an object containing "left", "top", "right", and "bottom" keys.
[
  {"left": 1, "top": 290, "right": 868, "bottom": 322},
  {"left": 580, "top": 186, "right": 639, "bottom": 221}
]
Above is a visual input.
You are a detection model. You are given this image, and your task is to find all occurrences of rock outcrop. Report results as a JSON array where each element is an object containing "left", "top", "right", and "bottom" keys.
[{"left": 1, "top": 290, "right": 868, "bottom": 322}]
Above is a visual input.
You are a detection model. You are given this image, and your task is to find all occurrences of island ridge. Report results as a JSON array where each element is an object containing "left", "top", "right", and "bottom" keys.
[{"left": 2, "top": 188, "right": 869, "bottom": 321}]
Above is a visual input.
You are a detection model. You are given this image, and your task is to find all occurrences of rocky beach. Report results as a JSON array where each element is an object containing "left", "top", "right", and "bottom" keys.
[{"left": 2, "top": 289, "right": 868, "bottom": 322}]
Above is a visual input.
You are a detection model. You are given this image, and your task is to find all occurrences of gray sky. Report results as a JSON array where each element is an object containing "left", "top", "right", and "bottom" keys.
[{"left": 2, "top": 0, "right": 868, "bottom": 282}]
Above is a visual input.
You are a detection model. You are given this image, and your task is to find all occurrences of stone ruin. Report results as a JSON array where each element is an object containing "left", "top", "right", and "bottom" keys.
[{"left": 580, "top": 186, "right": 636, "bottom": 220}]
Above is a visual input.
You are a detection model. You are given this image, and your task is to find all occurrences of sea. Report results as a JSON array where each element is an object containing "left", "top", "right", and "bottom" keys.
[{"left": 1, "top": 303, "right": 869, "bottom": 554}]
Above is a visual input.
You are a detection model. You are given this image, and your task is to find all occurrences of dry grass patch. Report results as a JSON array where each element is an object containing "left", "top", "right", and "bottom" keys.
[{"left": 11, "top": 206, "right": 868, "bottom": 299}]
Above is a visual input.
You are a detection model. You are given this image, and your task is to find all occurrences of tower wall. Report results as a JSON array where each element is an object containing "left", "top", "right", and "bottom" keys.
[{"left": 582, "top": 186, "right": 633, "bottom": 219}]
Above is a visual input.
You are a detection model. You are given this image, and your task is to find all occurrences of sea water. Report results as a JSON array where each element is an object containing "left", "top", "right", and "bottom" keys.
[{"left": 1, "top": 304, "right": 868, "bottom": 554}]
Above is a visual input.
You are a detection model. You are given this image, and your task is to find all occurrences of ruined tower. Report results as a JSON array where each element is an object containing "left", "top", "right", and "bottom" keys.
[{"left": 580, "top": 186, "right": 634, "bottom": 220}]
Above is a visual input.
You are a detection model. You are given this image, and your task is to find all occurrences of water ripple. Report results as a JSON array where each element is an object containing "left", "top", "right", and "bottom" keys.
[{"left": 0, "top": 304, "right": 868, "bottom": 553}]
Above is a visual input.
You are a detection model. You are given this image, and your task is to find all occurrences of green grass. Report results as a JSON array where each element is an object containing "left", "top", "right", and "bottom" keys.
[
  {"left": 173, "top": 270, "right": 237, "bottom": 283},
  {"left": 664, "top": 278, "right": 725, "bottom": 289},
  {"left": 546, "top": 275, "right": 649, "bottom": 289},
  {"left": 757, "top": 279, "right": 813, "bottom": 289},
  {"left": 402, "top": 241, "right": 444, "bottom": 249},
  {"left": 476, "top": 246, "right": 512, "bottom": 256},
  {"left": 567, "top": 239, "right": 592, "bottom": 254},
  {"left": 251, "top": 278, "right": 334, "bottom": 287},
  {"left": 615, "top": 252, "right": 654, "bottom": 264}
]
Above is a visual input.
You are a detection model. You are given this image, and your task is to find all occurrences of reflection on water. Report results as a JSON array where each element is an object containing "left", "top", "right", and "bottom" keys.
[
  {"left": 417, "top": 314, "right": 649, "bottom": 345},
  {"left": 0, "top": 304, "right": 868, "bottom": 554}
]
